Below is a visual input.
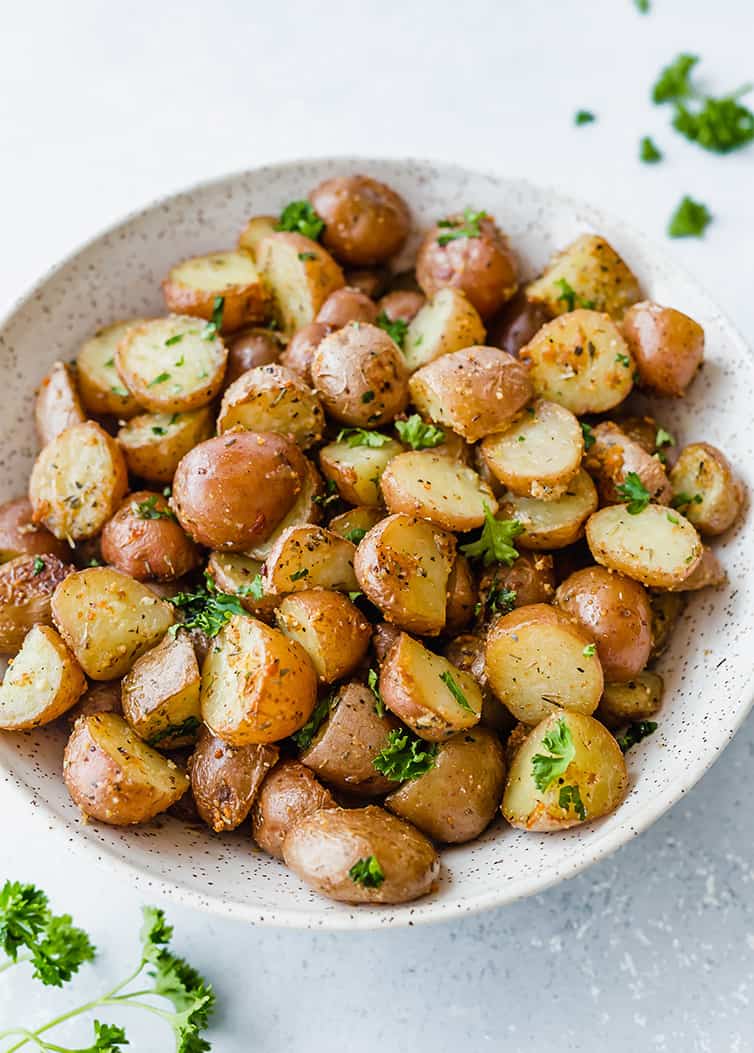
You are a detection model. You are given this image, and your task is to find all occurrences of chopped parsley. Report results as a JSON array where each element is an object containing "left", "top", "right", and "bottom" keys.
[
  {"left": 110, "top": 385, "right": 129, "bottom": 397},
  {"left": 297, "top": 251, "right": 317, "bottom": 261},
  {"left": 164, "top": 333, "right": 183, "bottom": 347},
  {"left": 559, "top": 784, "right": 586, "bottom": 820},
  {"left": 147, "top": 371, "right": 171, "bottom": 387},
  {"left": 652, "top": 53, "right": 699, "bottom": 104},
  {"left": 290, "top": 568, "right": 309, "bottom": 581},
  {"left": 343, "top": 527, "right": 367, "bottom": 544},
  {"left": 361, "top": 390, "right": 375, "bottom": 404},
  {"left": 653, "top": 54, "right": 754, "bottom": 154},
  {"left": 276, "top": 200, "right": 324, "bottom": 241},
  {"left": 531, "top": 718, "right": 576, "bottom": 792},
  {"left": 671, "top": 491, "right": 703, "bottom": 508},
  {"left": 348, "top": 855, "right": 384, "bottom": 888},
  {"left": 169, "top": 573, "right": 248, "bottom": 637},
  {"left": 32, "top": 556, "right": 45, "bottom": 576},
  {"left": 367, "top": 667, "right": 385, "bottom": 717},
  {"left": 554, "top": 277, "right": 595, "bottom": 312},
  {"left": 336, "top": 427, "right": 391, "bottom": 448},
  {"left": 440, "top": 670, "right": 474, "bottom": 714},
  {"left": 376, "top": 311, "right": 409, "bottom": 349},
  {"left": 151, "top": 425, "right": 167, "bottom": 435},
  {"left": 313, "top": 478, "right": 339, "bottom": 509},
  {"left": 436, "top": 207, "right": 487, "bottom": 246},
  {"left": 581, "top": 421, "right": 596, "bottom": 450},
  {"left": 238, "top": 573, "right": 265, "bottom": 600},
  {"left": 292, "top": 694, "right": 333, "bottom": 750},
  {"left": 582, "top": 643, "right": 597, "bottom": 657},
  {"left": 616, "top": 352, "right": 631, "bottom": 367},
  {"left": 640, "top": 136, "right": 663, "bottom": 162},
  {"left": 481, "top": 582, "right": 517, "bottom": 618},
  {"left": 616, "top": 471, "right": 651, "bottom": 514},
  {"left": 574, "top": 110, "right": 596, "bottom": 126},
  {"left": 460, "top": 504, "right": 523, "bottom": 567},
  {"left": 395, "top": 414, "right": 445, "bottom": 450},
  {"left": 202, "top": 296, "right": 225, "bottom": 340},
  {"left": 656, "top": 427, "right": 675, "bottom": 448},
  {"left": 616, "top": 720, "right": 658, "bottom": 752},
  {"left": 348, "top": 590, "right": 363, "bottom": 602},
  {"left": 668, "top": 195, "right": 712, "bottom": 237},
  {"left": 146, "top": 715, "right": 201, "bottom": 748},
  {"left": 667, "top": 512, "right": 680, "bottom": 524},
  {"left": 634, "top": 0, "right": 650, "bottom": 12},
  {"left": 130, "top": 495, "right": 176, "bottom": 521},
  {"left": 373, "top": 728, "right": 438, "bottom": 781}
]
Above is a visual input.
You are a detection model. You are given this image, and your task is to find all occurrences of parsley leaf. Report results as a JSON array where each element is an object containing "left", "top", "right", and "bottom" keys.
[
  {"left": 0, "top": 880, "right": 95, "bottom": 987},
  {"left": 367, "top": 667, "right": 385, "bottom": 717},
  {"left": 559, "top": 784, "right": 586, "bottom": 820},
  {"left": 290, "top": 568, "right": 309, "bottom": 581},
  {"left": 165, "top": 333, "right": 183, "bottom": 347},
  {"left": 202, "top": 296, "right": 225, "bottom": 340},
  {"left": 616, "top": 471, "right": 651, "bottom": 514},
  {"left": 673, "top": 90, "right": 754, "bottom": 153},
  {"left": 148, "top": 371, "right": 171, "bottom": 387},
  {"left": 656, "top": 427, "right": 675, "bottom": 448},
  {"left": 531, "top": 718, "right": 576, "bottom": 792},
  {"left": 297, "top": 251, "right": 317, "bottom": 261},
  {"left": 348, "top": 855, "right": 385, "bottom": 888},
  {"left": 652, "top": 53, "right": 699, "bottom": 104},
  {"left": 313, "top": 478, "right": 340, "bottom": 509},
  {"left": 668, "top": 195, "right": 712, "bottom": 238},
  {"left": 131, "top": 495, "right": 176, "bottom": 521},
  {"left": 440, "top": 670, "right": 474, "bottom": 713},
  {"left": 640, "top": 135, "right": 663, "bottom": 162},
  {"left": 634, "top": 0, "right": 650, "bottom": 12},
  {"left": 574, "top": 110, "right": 596, "bottom": 126},
  {"left": 277, "top": 200, "right": 324, "bottom": 240},
  {"left": 616, "top": 720, "right": 658, "bottom": 752},
  {"left": 554, "top": 277, "right": 595, "bottom": 312},
  {"left": 376, "top": 310, "right": 409, "bottom": 349},
  {"left": 373, "top": 728, "right": 438, "bottom": 781},
  {"left": 292, "top": 694, "right": 333, "bottom": 750},
  {"left": 146, "top": 716, "right": 201, "bottom": 748},
  {"left": 671, "top": 490, "right": 703, "bottom": 509},
  {"left": 582, "top": 643, "right": 596, "bottom": 657},
  {"left": 336, "top": 427, "right": 392, "bottom": 448},
  {"left": 32, "top": 556, "right": 45, "bottom": 575},
  {"left": 343, "top": 527, "right": 367, "bottom": 544},
  {"left": 581, "top": 421, "right": 596, "bottom": 450},
  {"left": 170, "top": 573, "right": 248, "bottom": 637},
  {"left": 460, "top": 504, "right": 523, "bottom": 567},
  {"left": 481, "top": 581, "right": 517, "bottom": 618},
  {"left": 436, "top": 207, "right": 486, "bottom": 246},
  {"left": 238, "top": 573, "right": 265, "bottom": 600},
  {"left": 395, "top": 414, "right": 445, "bottom": 450},
  {"left": 361, "top": 390, "right": 375, "bottom": 404}
]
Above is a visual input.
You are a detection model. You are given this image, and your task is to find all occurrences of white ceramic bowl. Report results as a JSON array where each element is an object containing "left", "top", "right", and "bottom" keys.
[{"left": 0, "top": 158, "right": 752, "bottom": 929}]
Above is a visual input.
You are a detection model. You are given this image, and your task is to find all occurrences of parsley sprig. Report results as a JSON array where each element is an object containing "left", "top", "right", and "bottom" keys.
[
  {"left": 436, "top": 208, "right": 486, "bottom": 246},
  {"left": 373, "top": 729, "right": 438, "bottom": 781},
  {"left": 376, "top": 311, "right": 408, "bottom": 349},
  {"left": 348, "top": 856, "right": 384, "bottom": 888},
  {"left": 131, "top": 495, "right": 177, "bottom": 521},
  {"left": 616, "top": 471, "right": 651, "bottom": 514},
  {"left": 336, "top": 428, "right": 392, "bottom": 448},
  {"left": 616, "top": 720, "right": 658, "bottom": 752},
  {"left": 531, "top": 718, "right": 576, "bottom": 792},
  {"left": 395, "top": 415, "right": 445, "bottom": 450},
  {"left": 460, "top": 505, "right": 523, "bottom": 567},
  {"left": 170, "top": 573, "right": 248, "bottom": 637},
  {"left": 0, "top": 881, "right": 95, "bottom": 988},
  {"left": 276, "top": 200, "right": 324, "bottom": 241}
]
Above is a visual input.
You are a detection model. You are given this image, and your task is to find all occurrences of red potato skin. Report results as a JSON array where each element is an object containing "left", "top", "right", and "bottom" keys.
[
  {"left": 309, "top": 175, "right": 411, "bottom": 266},
  {"left": 100, "top": 491, "right": 201, "bottom": 581},
  {"left": 377, "top": 290, "right": 426, "bottom": 324},
  {"left": 35, "top": 362, "right": 85, "bottom": 446},
  {"left": 316, "top": 287, "right": 378, "bottom": 328},
  {"left": 0, "top": 498, "right": 69, "bottom": 562},
  {"left": 279, "top": 323, "right": 332, "bottom": 385},
  {"left": 251, "top": 759, "right": 336, "bottom": 859},
  {"left": 622, "top": 302, "right": 704, "bottom": 397},
  {"left": 585, "top": 421, "right": 672, "bottom": 506},
  {"left": 223, "top": 329, "right": 283, "bottom": 388},
  {"left": 343, "top": 268, "right": 390, "bottom": 299},
  {"left": 189, "top": 725, "right": 279, "bottom": 832},
  {"left": 487, "top": 291, "right": 551, "bottom": 356}
]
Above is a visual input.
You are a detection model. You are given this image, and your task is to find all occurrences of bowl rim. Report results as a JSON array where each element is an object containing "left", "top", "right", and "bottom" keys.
[{"left": 2, "top": 153, "right": 753, "bottom": 930}]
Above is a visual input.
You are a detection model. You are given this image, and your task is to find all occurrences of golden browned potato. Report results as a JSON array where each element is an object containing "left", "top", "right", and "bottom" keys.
[
  {"left": 63, "top": 712, "right": 189, "bottom": 825},
  {"left": 100, "top": 491, "right": 200, "bottom": 582},
  {"left": 121, "top": 632, "right": 201, "bottom": 748},
  {"left": 476, "top": 552, "right": 556, "bottom": 618},
  {"left": 29, "top": 421, "right": 128, "bottom": 542},
  {"left": 502, "top": 712, "right": 628, "bottom": 830},
  {"left": 315, "top": 286, "right": 378, "bottom": 328},
  {"left": 189, "top": 725, "right": 279, "bottom": 832},
  {"left": 76, "top": 320, "right": 144, "bottom": 418},
  {"left": 584, "top": 421, "right": 672, "bottom": 506},
  {"left": 0, "top": 498, "right": 69, "bottom": 563},
  {"left": 328, "top": 506, "right": 384, "bottom": 542},
  {"left": 115, "top": 316, "right": 227, "bottom": 413},
  {"left": 237, "top": 214, "right": 278, "bottom": 257},
  {"left": 526, "top": 234, "right": 641, "bottom": 319},
  {"left": 669, "top": 443, "right": 743, "bottom": 536},
  {"left": 319, "top": 433, "right": 403, "bottom": 507},
  {"left": 381, "top": 451, "right": 497, "bottom": 531},
  {"left": 251, "top": 759, "right": 336, "bottom": 858},
  {"left": 385, "top": 727, "right": 506, "bottom": 843},
  {"left": 263, "top": 525, "right": 358, "bottom": 595},
  {"left": 279, "top": 322, "right": 332, "bottom": 384},
  {"left": 445, "top": 554, "right": 477, "bottom": 633},
  {"left": 669, "top": 544, "right": 727, "bottom": 591},
  {"left": 409, "top": 346, "right": 533, "bottom": 443},
  {"left": 0, "top": 625, "right": 86, "bottom": 730},
  {"left": 35, "top": 361, "right": 86, "bottom": 447},
  {"left": 246, "top": 460, "right": 323, "bottom": 561},
  {"left": 282, "top": 805, "right": 440, "bottom": 904},
  {"left": 162, "top": 251, "right": 269, "bottom": 330},
  {"left": 200, "top": 614, "right": 317, "bottom": 745},
  {"left": 403, "top": 288, "right": 487, "bottom": 373},
  {"left": 223, "top": 327, "right": 284, "bottom": 388},
  {"left": 300, "top": 681, "right": 399, "bottom": 796},
  {"left": 586, "top": 504, "right": 703, "bottom": 588},
  {"left": 354, "top": 514, "right": 455, "bottom": 635},
  {"left": 117, "top": 408, "right": 214, "bottom": 485},
  {"left": 555, "top": 566, "right": 653, "bottom": 682},
  {"left": 0, "top": 554, "right": 75, "bottom": 654},
  {"left": 205, "top": 551, "right": 279, "bottom": 621},
  {"left": 519, "top": 309, "right": 635, "bottom": 415},
  {"left": 486, "top": 291, "right": 552, "bottom": 357},
  {"left": 311, "top": 323, "right": 409, "bottom": 427},
  {"left": 485, "top": 604, "right": 603, "bottom": 725},
  {"left": 622, "top": 301, "right": 704, "bottom": 396},
  {"left": 171, "top": 432, "right": 307, "bottom": 551},
  {"left": 377, "top": 290, "right": 425, "bottom": 324},
  {"left": 275, "top": 590, "right": 371, "bottom": 682},
  {"left": 597, "top": 672, "right": 663, "bottom": 730},
  {"left": 52, "top": 567, "right": 175, "bottom": 680},
  {"left": 416, "top": 212, "right": 518, "bottom": 319},
  {"left": 217, "top": 364, "right": 324, "bottom": 448},
  {"left": 649, "top": 591, "right": 685, "bottom": 659},
  {"left": 380, "top": 633, "right": 482, "bottom": 741},
  {"left": 481, "top": 400, "right": 583, "bottom": 500},
  {"left": 258, "top": 232, "right": 344, "bottom": 333},
  {"left": 499, "top": 469, "right": 598, "bottom": 550},
  {"left": 309, "top": 175, "right": 411, "bottom": 265}
]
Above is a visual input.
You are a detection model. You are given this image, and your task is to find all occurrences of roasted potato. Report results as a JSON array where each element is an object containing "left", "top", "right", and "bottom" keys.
[
  {"left": 403, "top": 288, "right": 486, "bottom": 373},
  {"left": 597, "top": 672, "right": 663, "bottom": 729},
  {"left": 441, "top": 633, "right": 512, "bottom": 733},
  {"left": 311, "top": 322, "right": 409, "bottom": 427},
  {"left": 115, "top": 316, "right": 227, "bottom": 413},
  {"left": 502, "top": 712, "right": 628, "bottom": 830},
  {"left": 121, "top": 632, "right": 201, "bottom": 748},
  {"left": 584, "top": 421, "right": 672, "bottom": 506},
  {"left": 669, "top": 544, "right": 727, "bottom": 591},
  {"left": 258, "top": 232, "right": 344, "bottom": 333},
  {"left": 0, "top": 625, "right": 86, "bottom": 730},
  {"left": 246, "top": 460, "right": 323, "bottom": 561},
  {"left": 669, "top": 443, "right": 743, "bottom": 536},
  {"left": 649, "top": 590, "right": 685, "bottom": 659},
  {"left": 0, "top": 498, "right": 68, "bottom": 563},
  {"left": 117, "top": 408, "right": 214, "bottom": 485},
  {"left": 377, "top": 290, "right": 425, "bottom": 325},
  {"left": 251, "top": 759, "right": 336, "bottom": 858},
  {"left": 617, "top": 414, "right": 662, "bottom": 456},
  {"left": 76, "top": 320, "right": 144, "bottom": 418},
  {"left": 586, "top": 504, "right": 703, "bottom": 588},
  {"left": 200, "top": 614, "right": 317, "bottom": 745},
  {"left": 328, "top": 506, "right": 384, "bottom": 542},
  {"left": 162, "top": 250, "right": 269, "bottom": 330},
  {"left": 100, "top": 491, "right": 200, "bottom": 582},
  {"left": 416, "top": 212, "right": 518, "bottom": 319},
  {"left": 380, "top": 633, "right": 482, "bottom": 741},
  {"left": 487, "top": 291, "right": 551, "bottom": 357},
  {"left": 63, "top": 712, "right": 188, "bottom": 825},
  {"left": 217, "top": 364, "right": 324, "bottom": 448},
  {"left": 385, "top": 727, "right": 506, "bottom": 843},
  {"left": 445, "top": 554, "right": 477, "bottom": 633},
  {"left": 309, "top": 175, "right": 411, "bottom": 266},
  {"left": 499, "top": 468, "right": 598, "bottom": 549},
  {"left": 346, "top": 267, "right": 391, "bottom": 299},
  {"left": 481, "top": 400, "right": 583, "bottom": 500},
  {"left": 282, "top": 805, "right": 440, "bottom": 904},
  {"left": 409, "top": 346, "right": 533, "bottom": 443},
  {"left": 371, "top": 620, "right": 402, "bottom": 665},
  {"left": 555, "top": 566, "right": 653, "bottom": 682},
  {"left": 519, "top": 309, "right": 635, "bottom": 415},
  {"left": 171, "top": 432, "right": 308, "bottom": 551},
  {"left": 51, "top": 567, "right": 175, "bottom": 679},
  {"left": 380, "top": 451, "right": 497, "bottom": 531},
  {"left": 319, "top": 434, "right": 403, "bottom": 507},
  {"left": 476, "top": 552, "right": 556, "bottom": 617},
  {"left": 316, "top": 287, "right": 378, "bottom": 328},
  {"left": 69, "top": 679, "right": 123, "bottom": 721},
  {"left": 224, "top": 327, "right": 284, "bottom": 387},
  {"left": 263, "top": 525, "right": 358, "bottom": 595},
  {"left": 29, "top": 421, "right": 128, "bottom": 542},
  {"left": 237, "top": 214, "right": 278, "bottom": 258},
  {"left": 35, "top": 361, "right": 86, "bottom": 447},
  {"left": 354, "top": 514, "right": 455, "bottom": 635},
  {"left": 279, "top": 322, "right": 331, "bottom": 385},
  {"left": 526, "top": 234, "right": 641, "bottom": 319},
  {"left": 300, "top": 681, "right": 399, "bottom": 795},
  {"left": 275, "top": 590, "right": 371, "bottom": 682},
  {"left": 189, "top": 725, "right": 279, "bottom": 832},
  {"left": 0, "top": 553, "right": 75, "bottom": 654},
  {"left": 622, "top": 301, "right": 704, "bottom": 396},
  {"left": 205, "top": 551, "right": 279, "bottom": 621},
  {"left": 485, "top": 604, "right": 603, "bottom": 724}
]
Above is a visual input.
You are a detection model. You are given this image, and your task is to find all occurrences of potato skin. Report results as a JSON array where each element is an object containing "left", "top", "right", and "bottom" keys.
[
  {"left": 585, "top": 421, "right": 672, "bottom": 506},
  {"left": 121, "top": 631, "right": 201, "bottom": 748},
  {"left": 171, "top": 432, "right": 307, "bottom": 551},
  {"left": 309, "top": 175, "right": 411, "bottom": 266},
  {"left": 445, "top": 555, "right": 477, "bottom": 633},
  {"left": 251, "top": 759, "right": 336, "bottom": 859},
  {"left": 189, "top": 725, "right": 279, "bottom": 832},
  {"left": 344, "top": 267, "right": 390, "bottom": 299},
  {"left": 275, "top": 590, "right": 371, "bottom": 683},
  {"left": 279, "top": 322, "right": 332, "bottom": 385},
  {"left": 622, "top": 301, "right": 704, "bottom": 396},
  {"left": 668, "top": 442, "right": 743, "bottom": 536},
  {"left": 477, "top": 553, "right": 556, "bottom": 620},
  {"left": 161, "top": 251, "right": 269, "bottom": 331},
  {"left": 224, "top": 327, "right": 283, "bottom": 387},
  {"left": 316, "top": 287, "right": 378, "bottom": 328},
  {"left": 0, "top": 553, "right": 75, "bottom": 654},
  {"left": 100, "top": 492, "right": 200, "bottom": 582},
  {"left": 598, "top": 672, "right": 663, "bottom": 729},
  {"left": 0, "top": 625, "right": 87, "bottom": 730},
  {"left": 0, "top": 498, "right": 68, "bottom": 563},
  {"left": 385, "top": 728, "right": 506, "bottom": 843},
  {"left": 282, "top": 805, "right": 440, "bottom": 904},
  {"left": 487, "top": 291, "right": 551, "bottom": 357},
  {"left": 377, "top": 290, "right": 425, "bottom": 324},
  {"left": 555, "top": 566, "right": 653, "bottom": 682},
  {"left": 311, "top": 322, "right": 409, "bottom": 427},
  {"left": 35, "top": 361, "right": 85, "bottom": 447},
  {"left": 416, "top": 213, "right": 518, "bottom": 319}
]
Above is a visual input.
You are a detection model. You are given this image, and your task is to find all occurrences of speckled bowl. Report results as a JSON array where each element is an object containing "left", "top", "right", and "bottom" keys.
[{"left": 0, "top": 158, "right": 752, "bottom": 929}]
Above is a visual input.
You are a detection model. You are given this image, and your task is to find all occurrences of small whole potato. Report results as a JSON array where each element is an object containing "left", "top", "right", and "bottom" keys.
[
  {"left": 279, "top": 322, "right": 332, "bottom": 385},
  {"left": 377, "top": 290, "right": 426, "bottom": 324},
  {"left": 100, "top": 491, "right": 200, "bottom": 582},
  {"left": 555, "top": 566, "right": 653, "bottom": 682},
  {"left": 282, "top": 805, "right": 440, "bottom": 904},
  {"left": 668, "top": 442, "right": 744, "bottom": 536},
  {"left": 311, "top": 322, "right": 409, "bottom": 427},
  {"left": 251, "top": 759, "right": 336, "bottom": 859},
  {"left": 315, "top": 287, "right": 378, "bottom": 328},
  {"left": 622, "top": 301, "right": 704, "bottom": 396},
  {"left": 189, "top": 724, "right": 279, "bottom": 832},
  {"left": 171, "top": 432, "right": 308, "bottom": 551},
  {"left": 0, "top": 553, "right": 75, "bottom": 655},
  {"left": 416, "top": 211, "right": 518, "bottom": 319},
  {"left": 486, "top": 291, "right": 551, "bottom": 356},
  {"left": 0, "top": 498, "right": 69, "bottom": 563},
  {"left": 309, "top": 175, "right": 411, "bottom": 266},
  {"left": 476, "top": 552, "right": 556, "bottom": 620},
  {"left": 224, "top": 327, "right": 283, "bottom": 388}
]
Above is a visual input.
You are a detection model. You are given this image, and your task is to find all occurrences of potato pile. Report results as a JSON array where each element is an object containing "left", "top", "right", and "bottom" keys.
[{"left": 0, "top": 174, "right": 743, "bottom": 907}]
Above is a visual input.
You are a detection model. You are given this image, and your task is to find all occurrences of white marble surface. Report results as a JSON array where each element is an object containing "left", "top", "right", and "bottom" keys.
[{"left": 1, "top": 1, "right": 754, "bottom": 1049}]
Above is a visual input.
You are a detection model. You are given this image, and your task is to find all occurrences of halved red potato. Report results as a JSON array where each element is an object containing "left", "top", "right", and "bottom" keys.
[
  {"left": 0, "top": 625, "right": 86, "bottom": 730},
  {"left": 668, "top": 443, "right": 744, "bottom": 536},
  {"left": 481, "top": 400, "right": 583, "bottom": 500},
  {"left": 76, "top": 320, "right": 144, "bottom": 418},
  {"left": 403, "top": 288, "right": 486, "bottom": 373},
  {"left": 217, "top": 364, "right": 324, "bottom": 448},
  {"left": 237, "top": 215, "right": 278, "bottom": 258},
  {"left": 35, "top": 362, "right": 86, "bottom": 447},
  {"left": 0, "top": 554, "right": 75, "bottom": 655},
  {"left": 380, "top": 451, "right": 497, "bottom": 531},
  {"left": 586, "top": 504, "right": 703, "bottom": 588},
  {"left": 275, "top": 589, "right": 371, "bottom": 682},
  {"left": 258, "top": 232, "right": 344, "bottom": 333},
  {"left": 263, "top": 525, "right": 358, "bottom": 595},
  {"left": 498, "top": 468, "right": 598, "bottom": 549},
  {"left": 162, "top": 250, "right": 269, "bottom": 330},
  {"left": 117, "top": 408, "right": 214, "bottom": 485},
  {"left": 585, "top": 421, "right": 672, "bottom": 505},
  {"left": 526, "top": 235, "right": 641, "bottom": 319},
  {"left": 319, "top": 435, "right": 404, "bottom": 507}
]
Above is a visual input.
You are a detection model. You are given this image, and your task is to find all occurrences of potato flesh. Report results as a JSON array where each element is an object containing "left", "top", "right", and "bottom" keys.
[
  {"left": 586, "top": 504, "right": 703, "bottom": 588},
  {"left": 404, "top": 288, "right": 486, "bottom": 372},
  {"left": 264, "top": 526, "right": 358, "bottom": 595},
  {"left": 117, "top": 408, "right": 214, "bottom": 484},
  {"left": 0, "top": 625, "right": 85, "bottom": 729},
  {"left": 238, "top": 215, "right": 278, "bottom": 258},
  {"left": 170, "top": 251, "right": 261, "bottom": 293},
  {"left": 598, "top": 672, "right": 663, "bottom": 729},
  {"left": 480, "top": 400, "right": 583, "bottom": 499},
  {"left": 526, "top": 235, "right": 641, "bottom": 319},
  {"left": 499, "top": 468, "right": 597, "bottom": 549},
  {"left": 206, "top": 551, "right": 278, "bottom": 619},
  {"left": 328, "top": 506, "right": 384, "bottom": 539},
  {"left": 258, "top": 233, "right": 344, "bottom": 333},
  {"left": 35, "top": 362, "right": 86, "bottom": 446},
  {"left": 217, "top": 364, "right": 324, "bottom": 448},
  {"left": 669, "top": 443, "right": 742, "bottom": 536},
  {"left": 77, "top": 320, "right": 144, "bottom": 417},
  {"left": 319, "top": 438, "right": 403, "bottom": 507},
  {"left": 381, "top": 451, "right": 497, "bottom": 531}
]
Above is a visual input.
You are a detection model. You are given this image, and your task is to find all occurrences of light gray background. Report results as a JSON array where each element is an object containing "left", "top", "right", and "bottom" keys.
[{"left": 1, "top": 1, "right": 753, "bottom": 1049}]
